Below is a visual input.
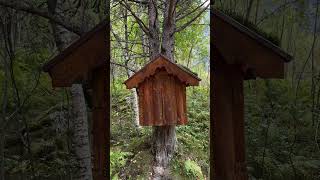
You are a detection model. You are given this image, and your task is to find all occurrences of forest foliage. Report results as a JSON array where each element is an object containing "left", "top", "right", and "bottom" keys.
[{"left": 0, "top": 0, "right": 319, "bottom": 179}]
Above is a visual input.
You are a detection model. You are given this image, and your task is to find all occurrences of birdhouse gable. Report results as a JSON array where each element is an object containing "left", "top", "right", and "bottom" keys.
[
  {"left": 42, "top": 20, "right": 108, "bottom": 87},
  {"left": 124, "top": 54, "right": 201, "bottom": 89},
  {"left": 212, "top": 9, "right": 292, "bottom": 79}
]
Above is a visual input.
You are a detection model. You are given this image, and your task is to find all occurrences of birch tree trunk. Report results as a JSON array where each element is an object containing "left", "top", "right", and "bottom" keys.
[
  {"left": 123, "top": 3, "right": 141, "bottom": 128},
  {"left": 47, "top": 0, "right": 93, "bottom": 179},
  {"left": 70, "top": 84, "right": 93, "bottom": 180}
]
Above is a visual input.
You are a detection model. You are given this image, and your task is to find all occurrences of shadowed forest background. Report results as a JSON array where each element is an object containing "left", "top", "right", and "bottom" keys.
[{"left": 0, "top": 0, "right": 319, "bottom": 180}]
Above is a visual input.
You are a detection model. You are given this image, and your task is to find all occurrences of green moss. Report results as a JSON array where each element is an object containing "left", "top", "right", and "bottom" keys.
[
  {"left": 184, "top": 159, "right": 205, "bottom": 180},
  {"left": 217, "top": 8, "right": 281, "bottom": 46}
]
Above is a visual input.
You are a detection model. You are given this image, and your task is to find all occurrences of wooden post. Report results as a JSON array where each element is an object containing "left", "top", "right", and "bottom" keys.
[
  {"left": 212, "top": 56, "right": 248, "bottom": 179},
  {"left": 91, "top": 66, "right": 109, "bottom": 180}
]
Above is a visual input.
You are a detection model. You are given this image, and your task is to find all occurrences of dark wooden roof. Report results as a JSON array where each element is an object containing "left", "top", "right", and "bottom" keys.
[
  {"left": 124, "top": 54, "right": 201, "bottom": 89},
  {"left": 43, "top": 19, "right": 108, "bottom": 72},
  {"left": 42, "top": 19, "right": 108, "bottom": 87},
  {"left": 212, "top": 9, "right": 292, "bottom": 79}
]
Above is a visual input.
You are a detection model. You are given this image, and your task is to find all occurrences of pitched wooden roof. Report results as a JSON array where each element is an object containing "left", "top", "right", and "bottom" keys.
[
  {"left": 124, "top": 54, "right": 201, "bottom": 89},
  {"left": 212, "top": 9, "right": 292, "bottom": 79},
  {"left": 42, "top": 19, "right": 108, "bottom": 87}
]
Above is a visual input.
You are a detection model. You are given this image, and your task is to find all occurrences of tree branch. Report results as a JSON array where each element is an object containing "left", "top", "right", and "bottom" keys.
[
  {"left": 175, "top": 4, "right": 209, "bottom": 33},
  {"left": 128, "top": 0, "right": 148, "bottom": 5},
  {"left": 176, "top": 0, "right": 208, "bottom": 22},
  {"left": 110, "top": 61, "right": 136, "bottom": 72},
  {"left": 0, "top": 0, "right": 84, "bottom": 35},
  {"left": 256, "top": 0, "right": 298, "bottom": 25},
  {"left": 176, "top": 0, "right": 192, "bottom": 17},
  {"left": 119, "top": 0, "right": 150, "bottom": 36},
  {"left": 167, "top": 0, "right": 176, "bottom": 25}
]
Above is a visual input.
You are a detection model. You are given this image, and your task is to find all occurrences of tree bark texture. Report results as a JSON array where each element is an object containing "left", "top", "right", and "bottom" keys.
[
  {"left": 70, "top": 84, "right": 93, "bottom": 180},
  {"left": 148, "top": 0, "right": 161, "bottom": 60}
]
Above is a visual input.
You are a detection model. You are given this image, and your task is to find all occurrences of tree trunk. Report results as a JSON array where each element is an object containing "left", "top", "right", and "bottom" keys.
[
  {"left": 70, "top": 84, "right": 93, "bottom": 180},
  {"left": 148, "top": 0, "right": 161, "bottom": 60},
  {"left": 130, "top": 88, "right": 140, "bottom": 128},
  {"left": 123, "top": 3, "right": 141, "bottom": 128},
  {"left": 47, "top": 0, "right": 93, "bottom": 179},
  {"left": 152, "top": 126, "right": 176, "bottom": 179},
  {"left": 150, "top": 1, "right": 177, "bottom": 179}
]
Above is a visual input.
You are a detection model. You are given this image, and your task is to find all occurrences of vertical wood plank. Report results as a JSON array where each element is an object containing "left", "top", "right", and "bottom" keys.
[
  {"left": 212, "top": 61, "right": 236, "bottom": 180},
  {"left": 232, "top": 66, "right": 248, "bottom": 179},
  {"left": 153, "top": 76, "right": 162, "bottom": 125},
  {"left": 157, "top": 71, "right": 166, "bottom": 125},
  {"left": 143, "top": 81, "right": 149, "bottom": 125},
  {"left": 170, "top": 76, "right": 178, "bottom": 125},
  {"left": 181, "top": 84, "right": 187, "bottom": 125},
  {"left": 139, "top": 83, "right": 145, "bottom": 125},
  {"left": 164, "top": 75, "right": 177, "bottom": 125},
  {"left": 176, "top": 83, "right": 186, "bottom": 125},
  {"left": 212, "top": 52, "right": 248, "bottom": 179},
  {"left": 148, "top": 78, "right": 155, "bottom": 125},
  {"left": 144, "top": 79, "right": 153, "bottom": 125},
  {"left": 91, "top": 66, "right": 109, "bottom": 180},
  {"left": 175, "top": 83, "right": 182, "bottom": 124}
]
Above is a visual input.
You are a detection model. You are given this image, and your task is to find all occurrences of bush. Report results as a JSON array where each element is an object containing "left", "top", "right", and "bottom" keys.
[
  {"left": 110, "top": 151, "right": 132, "bottom": 178},
  {"left": 184, "top": 159, "right": 204, "bottom": 180}
]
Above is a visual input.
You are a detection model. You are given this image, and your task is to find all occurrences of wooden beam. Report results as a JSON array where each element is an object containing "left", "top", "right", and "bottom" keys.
[
  {"left": 212, "top": 50, "right": 247, "bottom": 179},
  {"left": 91, "top": 66, "right": 109, "bottom": 180}
]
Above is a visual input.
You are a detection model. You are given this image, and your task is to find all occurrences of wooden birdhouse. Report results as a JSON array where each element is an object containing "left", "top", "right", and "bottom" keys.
[{"left": 124, "top": 54, "right": 201, "bottom": 126}]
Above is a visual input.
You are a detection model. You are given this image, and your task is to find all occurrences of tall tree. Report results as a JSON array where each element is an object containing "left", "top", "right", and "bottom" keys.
[{"left": 120, "top": 0, "right": 209, "bottom": 178}]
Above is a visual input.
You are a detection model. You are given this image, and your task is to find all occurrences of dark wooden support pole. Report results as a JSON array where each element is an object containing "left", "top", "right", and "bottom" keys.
[
  {"left": 212, "top": 58, "right": 248, "bottom": 180},
  {"left": 92, "top": 66, "right": 109, "bottom": 180}
]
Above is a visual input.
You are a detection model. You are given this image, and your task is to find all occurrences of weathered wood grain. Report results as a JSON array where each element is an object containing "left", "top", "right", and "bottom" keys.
[
  {"left": 91, "top": 66, "right": 109, "bottom": 180},
  {"left": 133, "top": 65, "right": 198, "bottom": 126},
  {"left": 124, "top": 55, "right": 201, "bottom": 89},
  {"left": 212, "top": 48, "right": 248, "bottom": 180}
]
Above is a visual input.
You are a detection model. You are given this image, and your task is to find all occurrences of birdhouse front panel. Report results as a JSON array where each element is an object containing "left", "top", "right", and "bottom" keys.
[
  {"left": 137, "top": 69, "right": 187, "bottom": 126},
  {"left": 124, "top": 54, "right": 201, "bottom": 126}
]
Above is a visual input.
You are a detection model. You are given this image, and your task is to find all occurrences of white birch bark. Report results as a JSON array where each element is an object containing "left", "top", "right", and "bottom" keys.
[
  {"left": 131, "top": 88, "right": 140, "bottom": 128},
  {"left": 70, "top": 84, "right": 93, "bottom": 180}
]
